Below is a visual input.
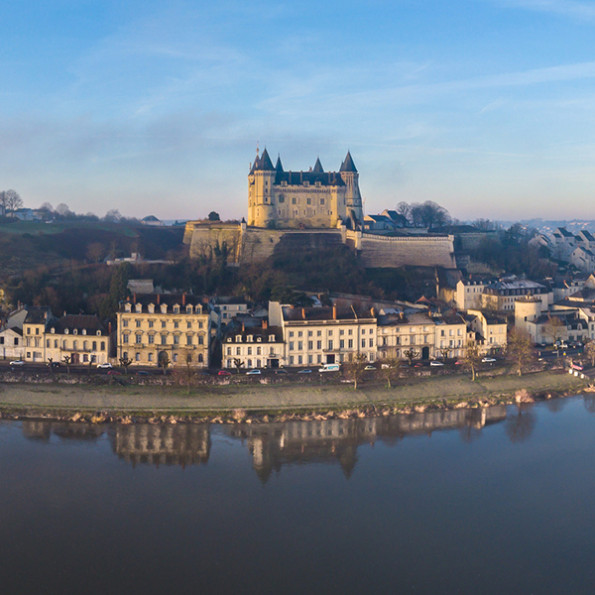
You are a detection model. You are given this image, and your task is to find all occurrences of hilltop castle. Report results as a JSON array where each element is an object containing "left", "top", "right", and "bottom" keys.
[{"left": 248, "top": 149, "right": 363, "bottom": 228}]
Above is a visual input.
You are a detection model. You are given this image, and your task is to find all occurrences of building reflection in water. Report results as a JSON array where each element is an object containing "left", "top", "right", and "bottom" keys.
[
  {"left": 19, "top": 405, "right": 508, "bottom": 476},
  {"left": 109, "top": 424, "right": 211, "bottom": 468},
  {"left": 223, "top": 406, "right": 507, "bottom": 482}
]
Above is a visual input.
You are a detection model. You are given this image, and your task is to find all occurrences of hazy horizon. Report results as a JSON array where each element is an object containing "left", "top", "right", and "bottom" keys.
[{"left": 3, "top": 1, "right": 595, "bottom": 222}]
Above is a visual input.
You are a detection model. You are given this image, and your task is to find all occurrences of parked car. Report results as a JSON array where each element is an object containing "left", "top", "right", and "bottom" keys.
[
  {"left": 97, "top": 362, "right": 113, "bottom": 369},
  {"left": 430, "top": 360, "right": 444, "bottom": 367},
  {"left": 48, "top": 361, "right": 61, "bottom": 368},
  {"left": 9, "top": 360, "right": 24, "bottom": 367},
  {"left": 217, "top": 370, "right": 232, "bottom": 376},
  {"left": 297, "top": 369, "right": 312, "bottom": 374},
  {"left": 482, "top": 357, "right": 497, "bottom": 363},
  {"left": 319, "top": 363, "right": 340, "bottom": 372},
  {"left": 137, "top": 370, "right": 150, "bottom": 377},
  {"left": 274, "top": 369, "right": 288, "bottom": 375},
  {"left": 245, "top": 369, "right": 261, "bottom": 375},
  {"left": 364, "top": 365, "right": 376, "bottom": 371}
]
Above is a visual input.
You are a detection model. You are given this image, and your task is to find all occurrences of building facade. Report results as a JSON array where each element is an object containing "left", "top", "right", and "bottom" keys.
[{"left": 117, "top": 294, "right": 210, "bottom": 367}]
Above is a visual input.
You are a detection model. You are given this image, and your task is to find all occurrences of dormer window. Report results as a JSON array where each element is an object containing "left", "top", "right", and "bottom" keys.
[
  {"left": 256, "top": 337, "right": 262, "bottom": 342},
  {"left": 65, "top": 329, "right": 69, "bottom": 334},
  {"left": 148, "top": 304, "right": 155, "bottom": 314},
  {"left": 124, "top": 304, "right": 132, "bottom": 313},
  {"left": 82, "top": 329, "right": 87, "bottom": 335},
  {"left": 236, "top": 335, "right": 242, "bottom": 342},
  {"left": 186, "top": 305, "right": 193, "bottom": 313},
  {"left": 51, "top": 328, "right": 55, "bottom": 334},
  {"left": 173, "top": 305, "right": 180, "bottom": 314},
  {"left": 195, "top": 305, "right": 202, "bottom": 314},
  {"left": 96, "top": 330, "right": 102, "bottom": 336},
  {"left": 247, "top": 335, "right": 253, "bottom": 342},
  {"left": 135, "top": 304, "right": 142, "bottom": 313},
  {"left": 160, "top": 304, "right": 167, "bottom": 314},
  {"left": 269, "top": 335, "right": 275, "bottom": 342},
  {"left": 73, "top": 329, "right": 78, "bottom": 335},
  {"left": 227, "top": 338, "right": 232, "bottom": 342}
]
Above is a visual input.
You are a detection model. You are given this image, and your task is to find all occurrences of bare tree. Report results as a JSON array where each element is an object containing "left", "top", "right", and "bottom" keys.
[
  {"left": 403, "top": 348, "right": 419, "bottom": 366},
  {"left": 344, "top": 353, "right": 368, "bottom": 390},
  {"left": 396, "top": 202, "right": 411, "bottom": 224},
  {"left": 104, "top": 209, "right": 122, "bottom": 222},
  {"left": 86, "top": 242, "right": 105, "bottom": 263},
  {"left": 4, "top": 189, "right": 22, "bottom": 217},
  {"left": 380, "top": 358, "right": 399, "bottom": 388},
  {"left": 584, "top": 340, "right": 595, "bottom": 367},
  {"left": 506, "top": 328, "right": 535, "bottom": 376},
  {"left": 543, "top": 316, "right": 565, "bottom": 346},
  {"left": 56, "top": 203, "right": 73, "bottom": 217},
  {"left": 463, "top": 340, "right": 482, "bottom": 381}
]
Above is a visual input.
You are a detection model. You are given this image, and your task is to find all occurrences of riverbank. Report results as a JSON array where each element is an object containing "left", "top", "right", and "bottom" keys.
[{"left": 0, "top": 369, "right": 589, "bottom": 424}]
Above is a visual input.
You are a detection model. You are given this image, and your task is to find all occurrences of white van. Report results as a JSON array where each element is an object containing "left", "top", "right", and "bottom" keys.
[{"left": 319, "top": 363, "right": 340, "bottom": 372}]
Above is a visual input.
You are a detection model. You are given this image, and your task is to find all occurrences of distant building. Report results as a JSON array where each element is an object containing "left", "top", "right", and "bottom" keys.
[{"left": 222, "top": 320, "right": 284, "bottom": 370}]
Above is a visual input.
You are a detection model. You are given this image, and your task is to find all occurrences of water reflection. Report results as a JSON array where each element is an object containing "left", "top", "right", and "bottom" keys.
[{"left": 17, "top": 405, "right": 512, "bottom": 477}]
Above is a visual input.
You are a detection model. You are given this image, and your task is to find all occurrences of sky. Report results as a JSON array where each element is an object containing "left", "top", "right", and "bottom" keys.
[{"left": 2, "top": 0, "right": 595, "bottom": 222}]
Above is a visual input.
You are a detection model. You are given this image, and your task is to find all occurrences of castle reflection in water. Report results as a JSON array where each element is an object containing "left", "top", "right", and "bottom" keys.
[{"left": 19, "top": 406, "right": 507, "bottom": 478}]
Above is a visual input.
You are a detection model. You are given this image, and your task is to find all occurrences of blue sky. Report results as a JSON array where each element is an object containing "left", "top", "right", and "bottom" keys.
[{"left": 2, "top": 0, "right": 595, "bottom": 221}]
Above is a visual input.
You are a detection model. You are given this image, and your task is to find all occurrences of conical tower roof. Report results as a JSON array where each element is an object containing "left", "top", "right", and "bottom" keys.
[
  {"left": 259, "top": 148, "right": 274, "bottom": 170},
  {"left": 340, "top": 151, "right": 357, "bottom": 173},
  {"left": 312, "top": 157, "right": 324, "bottom": 173},
  {"left": 275, "top": 156, "right": 284, "bottom": 173}
]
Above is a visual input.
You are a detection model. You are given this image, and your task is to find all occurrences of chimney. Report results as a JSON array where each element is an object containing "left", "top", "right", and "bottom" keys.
[
  {"left": 262, "top": 319, "right": 268, "bottom": 329},
  {"left": 242, "top": 322, "right": 245, "bottom": 332},
  {"left": 133, "top": 293, "right": 136, "bottom": 304},
  {"left": 157, "top": 294, "right": 160, "bottom": 305},
  {"left": 332, "top": 305, "right": 337, "bottom": 320},
  {"left": 370, "top": 307, "right": 375, "bottom": 317},
  {"left": 301, "top": 308, "right": 306, "bottom": 320},
  {"left": 182, "top": 292, "right": 186, "bottom": 306},
  {"left": 108, "top": 322, "right": 112, "bottom": 335}
]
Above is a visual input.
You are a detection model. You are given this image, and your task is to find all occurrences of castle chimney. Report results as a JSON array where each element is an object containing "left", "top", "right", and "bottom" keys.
[
  {"left": 108, "top": 322, "right": 112, "bottom": 335},
  {"left": 301, "top": 308, "right": 306, "bottom": 320},
  {"left": 242, "top": 322, "right": 245, "bottom": 332},
  {"left": 333, "top": 305, "right": 337, "bottom": 320},
  {"left": 157, "top": 294, "right": 160, "bottom": 305},
  {"left": 133, "top": 293, "right": 136, "bottom": 304},
  {"left": 370, "top": 307, "right": 375, "bottom": 317},
  {"left": 262, "top": 319, "right": 268, "bottom": 329},
  {"left": 182, "top": 292, "right": 186, "bottom": 306}
]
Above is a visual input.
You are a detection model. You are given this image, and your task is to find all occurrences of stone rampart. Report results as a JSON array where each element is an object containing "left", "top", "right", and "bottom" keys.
[
  {"left": 345, "top": 230, "right": 456, "bottom": 268},
  {"left": 184, "top": 222, "right": 455, "bottom": 269}
]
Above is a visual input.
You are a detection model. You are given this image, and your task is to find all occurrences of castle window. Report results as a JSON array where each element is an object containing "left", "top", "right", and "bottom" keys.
[
  {"left": 292, "top": 197, "right": 296, "bottom": 204},
  {"left": 307, "top": 198, "right": 311, "bottom": 205},
  {"left": 320, "top": 198, "right": 325, "bottom": 205},
  {"left": 278, "top": 195, "right": 285, "bottom": 203}
]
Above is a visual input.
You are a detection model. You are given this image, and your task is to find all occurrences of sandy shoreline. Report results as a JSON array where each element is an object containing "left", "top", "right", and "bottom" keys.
[{"left": 0, "top": 370, "right": 589, "bottom": 424}]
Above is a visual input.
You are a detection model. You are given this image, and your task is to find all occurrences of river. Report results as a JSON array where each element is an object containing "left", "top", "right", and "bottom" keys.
[{"left": 2, "top": 396, "right": 595, "bottom": 594}]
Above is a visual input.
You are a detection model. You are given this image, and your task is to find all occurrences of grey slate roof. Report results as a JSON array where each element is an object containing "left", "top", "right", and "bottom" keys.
[{"left": 339, "top": 151, "right": 357, "bottom": 173}]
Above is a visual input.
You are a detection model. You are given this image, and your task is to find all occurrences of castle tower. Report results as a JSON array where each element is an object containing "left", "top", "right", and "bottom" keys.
[
  {"left": 248, "top": 148, "right": 276, "bottom": 227},
  {"left": 339, "top": 151, "right": 363, "bottom": 226}
]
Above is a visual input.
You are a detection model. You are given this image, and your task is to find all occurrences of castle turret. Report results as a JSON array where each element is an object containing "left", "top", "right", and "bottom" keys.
[
  {"left": 248, "top": 148, "right": 276, "bottom": 226},
  {"left": 339, "top": 151, "right": 363, "bottom": 225}
]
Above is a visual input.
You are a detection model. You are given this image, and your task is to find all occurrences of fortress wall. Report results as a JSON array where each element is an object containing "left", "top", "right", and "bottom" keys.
[
  {"left": 185, "top": 222, "right": 456, "bottom": 269},
  {"left": 186, "top": 223, "right": 243, "bottom": 263},
  {"left": 347, "top": 231, "right": 456, "bottom": 268}
]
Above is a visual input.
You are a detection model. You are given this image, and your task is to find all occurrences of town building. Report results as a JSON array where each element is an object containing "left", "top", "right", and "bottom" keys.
[
  {"left": 222, "top": 320, "right": 284, "bottom": 370},
  {"left": 466, "top": 310, "right": 507, "bottom": 353},
  {"left": 23, "top": 307, "right": 53, "bottom": 362},
  {"left": 481, "top": 278, "right": 552, "bottom": 312},
  {"left": 116, "top": 294, "right": 210, "bottom": 367},
  {"left": 454, "top": 279, "right": 487, "bottom": 311},
  {"left": 268, "top": 301, "right": 377, "bottom": 366},
  {"left": 0, "top": 327, "right": 23, "bottom": 360},
  {"left": 45, "top": 315, "right": 109, "bottom": 366}
]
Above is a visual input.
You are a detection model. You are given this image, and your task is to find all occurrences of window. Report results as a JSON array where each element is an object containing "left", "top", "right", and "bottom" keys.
[
  {"left": 123, "top": 335, "right": 129, "bottom": 344},
  {"left": 35, "top": 328, "right": 39, "bottom": 335},
  {"left": 148, "top": 353, "right": 153, "bottom": 362},
  {"left": 361, "top": 339, "right": 365, "bottom": 348},
  {"left": 122, "top": 319, "right": 129, "bottom": 327},
  {"left": 148, "top": 335, "right": 155, "bottom": 344},
  {"left": 247, "top": 347, "right": 252, "bottom": 355},
  {"left": 186, "top": 335, "right": 192, "bottom": 346},
  {"left": 135, "top": 353, "right": 140, "bottom": 361},
  {"left": 278, "top": 195, "right": 285, "bottom": 203},
  {"left": 339, "top": 340, "right": 344, "bottom": 349},
  {"left": 298, "top": 341, "right": 303, "bottom": 350},
  {"left": 187, "top": 321, "right": 192, "bottom": 329},
  {"left": 46, "top": 339, "right": 49, "bottom": 347},
  {"left": 174, "top": 321, "right": 179, "bottom": 329},
  {"left": 148, "top": 321, "right": 154, "bottom": 329},
  {"left": 135, "top": 320, "right": 141, "bottom": 328},
  {"left": 161, "top": 321, "right": 166, "bottom": 328},
  {"left": 100, "top": 341, "right": 105, "bottom": 350},
  {"left": 292, "top": 197, "right": 296, "bottom": 204},
  {"left": 161, "top": 334, "right": 167, "bottom": 345},
  {"left": 198, "top": 335, "right": 204, "bottom": 345},
  {"left": 307, "top": 198, "right": 311, "bottom": 205},
  {"left": 317, "top": 340, "right": 322, "bottom": 349},
  {"left": 92, "top": 341, "right": 97, "bottom": 350},
  {"left": 135, "top": 334, "right": 142, "bottom": 344},
  {"left": 198, "top": 354, "right": 204, "bottom": 363},
  {"left": 348, "top": 339, "right": 353, "bottom": 349},
  {"left": 308, "top": 341, "right": 313, "bottom": 350},
  {"left": 173, "top": 335, "right": 180, "bottom": 345},
  {"left": 328, "top": 340, "right": 333, "bottom": 350}
]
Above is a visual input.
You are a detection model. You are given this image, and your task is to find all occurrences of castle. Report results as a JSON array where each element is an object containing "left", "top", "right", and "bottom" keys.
[
  {"left": 183, "top": 148, "right": 456, "bottom": 269},
  {"left": 248, "top": 149, "right": 363, "bottom": 228}
]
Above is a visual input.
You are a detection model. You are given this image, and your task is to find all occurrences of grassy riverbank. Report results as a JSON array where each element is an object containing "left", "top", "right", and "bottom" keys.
[{"left": 0, "top": 370, "right": 588, "bottom": 422}]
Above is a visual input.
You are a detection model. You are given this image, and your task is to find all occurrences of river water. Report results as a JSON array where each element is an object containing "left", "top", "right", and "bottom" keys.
[{"left": 2, "top": 396, "right": 595, "bottom": 594}]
